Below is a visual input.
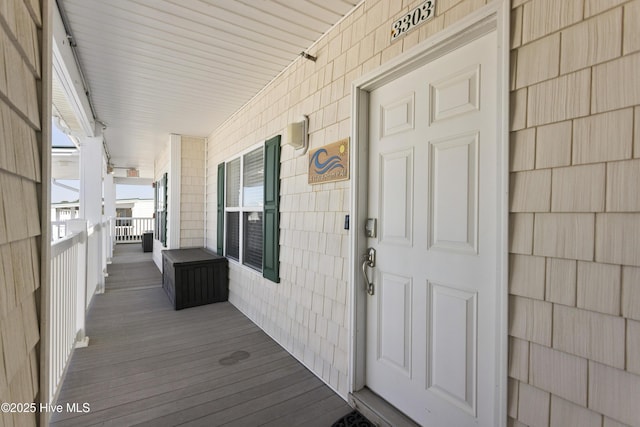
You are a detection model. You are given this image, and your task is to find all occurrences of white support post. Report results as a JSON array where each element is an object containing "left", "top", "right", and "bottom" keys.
[
  {"left": 78, "top": 136, "right": 105, "bottom": 295},
  {"left": 168, "top": 134, "right": 181, "bottom": 249},
  {"left": 104, "top": 173, "right": 116, "bottom": 262},
  {"left": 66, "top": 219, "right": 89, "bottom": 348},
  {"left": 79, "top": 136, "right": 103, "bottom": 224}
]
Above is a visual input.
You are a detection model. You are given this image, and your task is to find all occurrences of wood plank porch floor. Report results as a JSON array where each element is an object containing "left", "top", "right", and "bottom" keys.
[{"left": 50, "top": 244, "right": 351, "bottom": 426}]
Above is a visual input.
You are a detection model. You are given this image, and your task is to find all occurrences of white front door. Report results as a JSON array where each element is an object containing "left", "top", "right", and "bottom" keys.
[{"left": 365, "top": 30, "right": 499, "bottom": 426}]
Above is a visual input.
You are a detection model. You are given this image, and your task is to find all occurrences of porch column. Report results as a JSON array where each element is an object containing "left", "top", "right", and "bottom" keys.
[
  {"left": 78, "top": 135, "right": 105, "bottom": 295},
  {"left": 167, "top": 134, "right": 181, "bottom": 249},
  {"left": 79, "top": 136, "right": 104, "bottom": 224},
  {"left": 103, "top": 172, "right": 116, "bottom": 261}
]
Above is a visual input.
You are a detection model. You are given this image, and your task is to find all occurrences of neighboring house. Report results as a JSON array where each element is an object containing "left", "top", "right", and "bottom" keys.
[
  {"left": 1, "top": 0, "right": 639, "bottom": 426},
  {"left": 51, "top": 199, "right": 153, "bottom": 240},
  {"left": 50, "top": 199, "right": 153, "bottom": 222},
  {"left": 114, "top": 199, "right": 154, "bottom": 219},
  {"left": 50, "top": 203, "right": 78, "bottom": 241},
  {"left": 51, "top": 205, "right": 78, "bottom": 222}
]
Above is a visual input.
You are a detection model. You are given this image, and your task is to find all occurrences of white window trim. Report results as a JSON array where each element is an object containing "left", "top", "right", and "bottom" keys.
[{"left": 223, "top": 142, "right": 265, "bottom": 274}]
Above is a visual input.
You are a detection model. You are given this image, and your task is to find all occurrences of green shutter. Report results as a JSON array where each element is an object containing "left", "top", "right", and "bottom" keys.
[
  {"left": 263, "top": 135, "right": 281, "bottom": 283},
  {"left": 217, "top": 162, "right": 225, "bottom": 255},
  {"left": 162, "top": 173, "right": 168, "bottom": 246},
  {"left": 154, "top": 180, "right": 158, "bottom": 241}
]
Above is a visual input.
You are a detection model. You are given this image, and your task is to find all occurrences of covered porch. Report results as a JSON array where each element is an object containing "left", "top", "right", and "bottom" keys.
[
  {"left": 50, "top": 244, "right": 351, "bottom": 426},
  {"left": 31, "top": 0, "right": 640, "bottom": 426}
]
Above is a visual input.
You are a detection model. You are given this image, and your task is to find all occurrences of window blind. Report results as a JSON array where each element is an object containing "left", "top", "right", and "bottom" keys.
[
  {"left": 243, "top": 147, "right": 263, "bottom": 207},
  {"left": 226, "top": 158, "right": 240, "bottom": 207}
]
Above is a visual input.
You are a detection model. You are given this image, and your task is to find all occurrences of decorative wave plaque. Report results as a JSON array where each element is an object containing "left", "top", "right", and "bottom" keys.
[{"left": 308, "top": 138, "right": 350, "bottom": 184}]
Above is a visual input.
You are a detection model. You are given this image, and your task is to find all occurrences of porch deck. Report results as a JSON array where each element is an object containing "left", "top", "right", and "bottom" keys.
[{"left": 50, "top": 244, "right": 351, "bottom": 426}]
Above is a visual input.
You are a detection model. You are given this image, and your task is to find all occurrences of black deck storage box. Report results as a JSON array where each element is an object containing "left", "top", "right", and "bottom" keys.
[
  {"left": 142, "top": 231, "right": 153, "bottom": 252},
  {"left": 162, "top": 248, "right": 228, "bottom": 310}
]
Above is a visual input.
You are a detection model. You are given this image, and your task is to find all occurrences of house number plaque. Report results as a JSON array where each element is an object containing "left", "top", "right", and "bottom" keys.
[{"left": 391, "top": 0, "right": 436, "bottom": 41}]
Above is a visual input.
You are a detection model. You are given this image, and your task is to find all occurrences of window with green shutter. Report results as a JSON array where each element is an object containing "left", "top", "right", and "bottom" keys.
[{"left": 217, "top": 136, "right": 280, "bottom": 282}]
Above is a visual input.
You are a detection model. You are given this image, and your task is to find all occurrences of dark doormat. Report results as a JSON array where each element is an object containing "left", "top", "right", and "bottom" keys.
[{"left": 331, "top": 410, "right": 375, "bottom": 427}]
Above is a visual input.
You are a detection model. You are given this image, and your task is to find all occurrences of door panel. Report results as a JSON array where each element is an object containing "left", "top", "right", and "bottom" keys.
[
  {"left": 379, "top": 149, "right": 413, "bottom": 246},
  {"left": 377, "top": 272, "right": 412, "bottom": 376},
  {"left": 365, "top": 31, "right": 498, "bottom": 427},
  {"left": 429, "top": 132, "right": 478, "bottom": 253},
  {"left": 428, "top": 282, "right": 477, "bottom": 415},
  {"left": 381, "top": 94, "right": 415, "bottom": 137},
  {"left": 429, "top": 65, "right": 480, "bottom": 124}
]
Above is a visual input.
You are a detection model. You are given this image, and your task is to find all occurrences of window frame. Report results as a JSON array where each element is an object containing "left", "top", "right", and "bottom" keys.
[{"left": 223, "top": 142, "right": 265, "bottom": 273}]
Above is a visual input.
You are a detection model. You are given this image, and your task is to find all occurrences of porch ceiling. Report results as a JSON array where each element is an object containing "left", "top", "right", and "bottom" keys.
[{"left": 57, "top": 0, "right": 360, "bottom": 178}]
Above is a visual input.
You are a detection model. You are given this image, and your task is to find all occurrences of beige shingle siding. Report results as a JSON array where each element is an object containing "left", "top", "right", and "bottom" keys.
[
  {"left": 549, "top": 396, "right": 602, "bottom": 427},
  {"left": 527, "top": 69, "right": 592, "bottom": 126},
  {"left": 509, "top": 254, "right": 546, "bottom": 300},
  {"left": 572, "top": 109, "right": 633, "bottom": 165},
  {"left": 517, "top": 381, "right": 551, "bottom": 427},
  {"left": 529, "top": 343, "right": 588, "bottom": 406},
  {"left": 622, "top": 266, "right": 640, "bottom": 320},
  {"left": 509, "top": 295, "right": 552, "bottom": 346},
  {"left": 510, "top": 169, "right": 552, "bottom": 212},
  {"left": 509, "top": 213, "right": 534, "bottom": 254},
  {"left": 535, "top": 121, "right": 572, "bottom": 169},
  {"left": 588, "top": 361, "right": 640, "bottom": 426},
  {"left": 180, "top": 137, "right": 205, "bottom": 248},
  {"left": 508, "top": 337, "right": 529, "bottom": 382},
  {"left": 576, "top": 261, "right": 621, "bottom": 315},
  {"left": 533, "top": 213, "right": 595, "bottom": 260},
  {"left": 509, "top": 0, "right": 640, "bottom": 425},
  {"left": 551, "top": 164, "right": 606, "bottom": 212},
  {"left": 606, "top": 159, "right": 640, "bottom": 211},
  {"left": 0, "top": 0, "right": 44, "bottom": 425},
  {"left": 521, "top": 0, "right": 583, "bottom": 43},
  {"left": 627, "top": 319, "right": 640, "bottom": 375},
  {"left": 560, "top": 8, "right": 622, "bottom": 75},
  {"left": 545, "top": 258, "right": 577, "bottom": 306},
  {"left": 510, "top": 128, "right": 536, "bottom": 171},
  {"left": 592, "top": 53, "right": 640, "bottom": 113}
]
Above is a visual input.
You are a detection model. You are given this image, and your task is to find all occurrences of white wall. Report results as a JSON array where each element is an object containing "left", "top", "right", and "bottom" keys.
[{"left": 131, "top": 199, "right": 154, "bottom": 218}]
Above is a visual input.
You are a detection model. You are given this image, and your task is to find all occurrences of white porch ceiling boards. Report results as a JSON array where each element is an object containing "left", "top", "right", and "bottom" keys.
[{"left": 59, "top": 0, "right": 359, "bottom": 177}]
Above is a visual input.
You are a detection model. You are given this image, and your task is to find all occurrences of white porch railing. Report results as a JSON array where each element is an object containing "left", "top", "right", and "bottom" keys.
[
  {"left": 47, "top": 218, "right": 114, "bottom": 405},
  {"left": 114, "top": 217, "right": 154, "bottom": 243},
  {"left": 49, "top": 230, "right": 85, "bottom": 405}
]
